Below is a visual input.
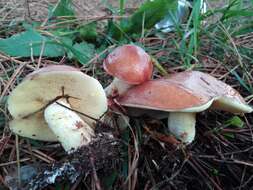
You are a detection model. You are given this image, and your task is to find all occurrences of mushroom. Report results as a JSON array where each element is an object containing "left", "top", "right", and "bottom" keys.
[
  {"left": 103, "top": 44, "right": 153, "bottom": 97},
  {"left": 8, "top": 65, "right": 107, "bottom": 152},
  {"left": 117, "top": 71, "right": 253, "bottom": 143}
]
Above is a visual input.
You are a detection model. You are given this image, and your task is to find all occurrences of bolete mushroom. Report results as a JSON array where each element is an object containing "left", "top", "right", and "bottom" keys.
[
  {"left": 117, "top": 71, "right": 253, "bottom": 143},
  {"left": 8, "top": 65, "right": 107, "bottom": 152},
  {"left": 103, "top": 44, "right": 153, "bottom": 96}
]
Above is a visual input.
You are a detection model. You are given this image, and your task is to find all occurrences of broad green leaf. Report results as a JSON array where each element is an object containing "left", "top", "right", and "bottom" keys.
[
  {"left": 225, "top": 116, "right": 244, "bottom": 128},
  {"left": 62, "top": 40, "right": 95, "bottom": 64},
  {"left": 49, "top": 0, "right": 74, "bottom": 18},
  {"left": 108, "top": 0, "right": 177, "bottom": 39},
  {"left": 79, "top": 22, "right": 98, "bottom": 41},
  {"left": 106, "top": 20, "right": 125, "bottom": 40},
  {"left": 125, "top": 0, "right": 177, "bottom": 33},
  {"left": 0, "top": 29, "right": 65, "bottom": 57}
]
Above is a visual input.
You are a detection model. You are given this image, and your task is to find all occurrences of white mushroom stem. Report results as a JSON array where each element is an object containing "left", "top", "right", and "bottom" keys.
[
  {"left": 168, "top": 112, "right": 196, "bottom": 144},
  {"left": 105, "top": 78, "right": 132, "bottom": 97},
  {"left": 44, "top": 99, "right": 94, "bottom": 153}
]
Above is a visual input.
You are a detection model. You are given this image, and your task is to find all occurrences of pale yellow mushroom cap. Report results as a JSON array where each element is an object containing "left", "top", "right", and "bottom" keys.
[
  {"left": 9, "top": 112, "right": 57, "bottom": 141},
  {"left": 8, "top": 65, "right": 108, "bottom": 141}
]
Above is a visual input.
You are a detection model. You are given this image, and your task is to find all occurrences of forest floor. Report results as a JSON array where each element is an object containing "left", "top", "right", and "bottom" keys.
[{"left": 0, "top": 0, "right": 253, "bottom": 190}]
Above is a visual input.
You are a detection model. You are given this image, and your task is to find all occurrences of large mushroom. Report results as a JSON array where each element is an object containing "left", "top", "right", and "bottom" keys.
[
  {"left": 103, "top": 44, "right": 153, "bottom": 97},
  {"left": 8, "top": 65, "right": 108, "bottom": 152},
  {"left": 117, "top": 71, "right": 253, "bottom": 143}
]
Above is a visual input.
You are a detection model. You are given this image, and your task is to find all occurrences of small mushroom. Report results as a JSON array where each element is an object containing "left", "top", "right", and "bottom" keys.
[
  {"left": 103, "top": 44, "right": 153, "bottom": 96},
  {"left": 8, "top": 65, "right": 107, "bottom": 152},
  {"left": 117, "top": 71, "right": 253, "bottom": 143}
]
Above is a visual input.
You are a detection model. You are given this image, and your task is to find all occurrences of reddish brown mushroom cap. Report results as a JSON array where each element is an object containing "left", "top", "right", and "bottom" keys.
[
  {"left": 118, "top": 78, "right": 213, "bottom": 112},
  {"left": 165, "top": 71, "right": 252, "bottom": 113},
  {"left": 118, "top": 71, "right": 252, "bottom": 113},
  {"left": 103, "top": 44, "right": 153, "bottom": 84},
  {"left": 166, "top": 71, "right": 246, "bottom": 103}
]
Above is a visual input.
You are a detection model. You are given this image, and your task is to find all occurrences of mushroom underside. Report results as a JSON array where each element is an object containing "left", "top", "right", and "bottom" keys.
[
  {"left": 7, "top": 69, "right": 108, "bottom": 142},
  {"left": 9, "top": 112, "right": 58, "bottom": 142},
  {"left": 8, "top": 71, "right": 107, "bottom": 126}
]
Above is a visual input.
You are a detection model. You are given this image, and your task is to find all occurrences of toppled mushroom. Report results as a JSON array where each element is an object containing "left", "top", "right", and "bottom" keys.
[
  {"left": 117, "top": 71, "right": 253, "bottom": 143},
  {"left": 103, "top": 44, "right": 153, "bottom": 96},
  {"left": 8, "top": 65, "right": 108, "bottom": 152}
]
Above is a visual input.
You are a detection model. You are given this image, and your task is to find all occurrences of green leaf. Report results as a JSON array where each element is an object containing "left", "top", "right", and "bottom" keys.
[
  {"left": 120, "top": 0, "right": 125, "bottom": 16},
  {"left": 223, "top": 133, "right": 235, "bottom": 139},
  {"left": 225, "top": 116, "right": 244, "bottom": 128},
  {"left": 106, "top": 20, "right": 125, "bottom": 40},
  {"left": 223, "top": 9, "right": 253, "bottom": 20},
  {"left": 0, "top": 29, "right": 65, "bottom": 57},
  {"left": 49, "top": 0, "right": 74, "bottom": 18},
  {"left": 62, "top": 40, "right": 95, "bottom": 64},
  {"left": 79, "top": 22, "right": 98, "bottom": 41},
  {"left": 125, "top": 0, "right": 177, "bottom": 33},
  {"left": 212, "top": 168, "right": 219, "bottom": 176}
]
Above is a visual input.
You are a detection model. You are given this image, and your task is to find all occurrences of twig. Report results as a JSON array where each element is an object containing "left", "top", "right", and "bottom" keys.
[
  {"left": 0, "top": 135, "right": 11, "bottom": 157},
  {"left": 213, "top": 158, "right": 253, "bottom": 167},
  {"left": 32, "top": 149, "right": 56, "bottom": 162},
  {"left": 151, "top": 56, "right": 169, "bottom": 77},
  {"left": 0, "top": 62, "right": 28, "bottom": 103},
  {"left": 39, "top": 15, "right": 128, "bottom": 30},
  {"left": 89, "top": 152, "right": 102, "bottom": 190},
  {"left": 20, "top": 148, "right": 54, "bottom": 164},
  {"left": 37, "top": 40, "right": 45, "bottom": 69},
  {"left": 25, "top": 0, "right": 31, "bottom": 20},
  {"left": 188, "top": 157, "right": 223, "bottom": 190},
  {"left": 0, "top": 53, "right": 34, "bottom": 68},
  {"left": 15, "top": 135, "right": 21, "bottom": 187},
  {"left": 123, "top": 120, "right": 139, "bottom": 189},
  {"left": 0, "top": 158, "right": 30, "bottom": 167}
]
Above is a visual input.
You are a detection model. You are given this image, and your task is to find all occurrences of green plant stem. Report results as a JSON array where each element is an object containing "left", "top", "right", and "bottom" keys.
[{"left": 151, "top": 56, "right": 169, "bottom": 77}]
